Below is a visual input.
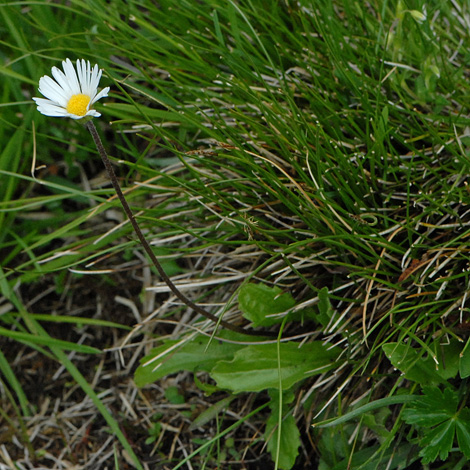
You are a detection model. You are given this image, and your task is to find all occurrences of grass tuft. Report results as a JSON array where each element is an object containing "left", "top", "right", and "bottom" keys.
[{"left": 2, "top": 0, "right": 470, "bottom": 468}]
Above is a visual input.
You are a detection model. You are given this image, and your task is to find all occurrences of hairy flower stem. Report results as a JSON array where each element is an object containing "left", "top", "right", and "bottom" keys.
[{"left": 86, "top": 121, "right": 265, "bottom": 337}]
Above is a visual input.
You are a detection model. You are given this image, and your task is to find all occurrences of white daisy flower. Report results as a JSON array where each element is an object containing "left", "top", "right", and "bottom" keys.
[{"left": 33, "top": 58, "right": 110, "bottom": 120}]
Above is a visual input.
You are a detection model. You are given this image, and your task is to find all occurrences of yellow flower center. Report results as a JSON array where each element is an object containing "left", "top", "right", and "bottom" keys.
[{"left": 66, "top": 94, "right": 91, "bottom": 116}]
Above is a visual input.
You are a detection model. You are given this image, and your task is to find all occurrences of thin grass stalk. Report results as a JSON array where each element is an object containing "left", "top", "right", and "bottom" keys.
[{"left": 85, "top": 120, "right": 268, "bottom": 337}]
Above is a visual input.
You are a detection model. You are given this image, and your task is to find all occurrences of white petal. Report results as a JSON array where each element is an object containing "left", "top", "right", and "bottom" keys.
[
  {"left": 76, "top": 59, "right": 87, "bottom": 94},
  {"left": 33, "top": 99, "right": 71, "bottom": 117},
  {"left": 84, "top": 61, "right": 95, "bottom": 95},
  {"left": 88, "top": 64, "right": 101, "bottom": 96},
  {"left": 68, "top": 109, "right": 100, "bottom": 120},
  {"left": 62, "top": 58, "right": 80, "bottom": 94},
  {"left": 90, "top": 87, "right": 110, "bottom": 105},
  {"left": 86, "top": 109, "right": 101, "bottom": 118},
  {"left": 38, "top": 76, "right": 69, "bottom": 106},
  {"left": 51, "top": 66, "right": 74, "bottom": 97},
  {"left": 33, "top": 97, "right": 56, "bottom": 107},
  {"left": 78, "top": 60, "right": 88, "bottom": 95},
  {"left": 75, "top": 59, "right": 83, "bottom": 83}
]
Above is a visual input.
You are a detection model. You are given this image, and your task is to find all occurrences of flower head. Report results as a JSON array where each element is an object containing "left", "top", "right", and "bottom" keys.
[{"left": 33, "top": 58, "right": 110, "bottom": 120}]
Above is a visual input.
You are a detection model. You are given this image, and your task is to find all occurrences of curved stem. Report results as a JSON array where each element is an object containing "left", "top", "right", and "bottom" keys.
[{"left": 86, "top": 121, "right": 267, "bottom": 337}]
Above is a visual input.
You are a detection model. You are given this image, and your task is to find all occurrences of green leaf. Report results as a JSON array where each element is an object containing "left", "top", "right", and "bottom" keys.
[
  {"left": 238, "top": 283, "right": 296, "bottom": 327},
  {"left": 264, "top": 389, "right": 300, "bottom": 469},
  {"left": 459, "top": 340, "right": 470, "bottom": 379},
  {"left": 315, "top": 395, "right": 416, "bottom": 429},
  {"left": 419, "top": 420, "right": 454, "bottom": 463},
  {"left": 361, "top": 406, "right": 392, "bottom": 441},
  {"left": 265, "top": 413, "right": 300, "bottom": 470},
  {"left": 165, "top": 386, "right": 185, "bottom": 405},
  {"left": 433, "top": 338, "right": 461, "bottom": 380},
  {"left": 211, "top": 341, "right": 339, "bottom": 393},
  {"left": 329, "top": 443, "right": 418, "bottom": 470},
  {"left": 317, "top": 287, "right": 335, "bottom": 328},
  {"left": 402, "top": 387, "right": 458, "bottom": 427},
  {"left": 402, "top": 387, "right": 470, "bottom": 464},
  {"left": 456, "top": 408, "right": 470, "bottom": 459},
  {"left": 382, "top": 342, "right": 446, "bottom": 385},
  {"left": 134, "top": 332, "right": 251, "bottom": 387},
  {"left": 189, "top": 395, "right": 235, "bottom": 431}
]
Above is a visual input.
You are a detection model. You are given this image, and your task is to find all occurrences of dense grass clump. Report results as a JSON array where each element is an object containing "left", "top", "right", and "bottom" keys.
[{"left": 2, "top": 0, "right": 470, "bottom": 468}]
